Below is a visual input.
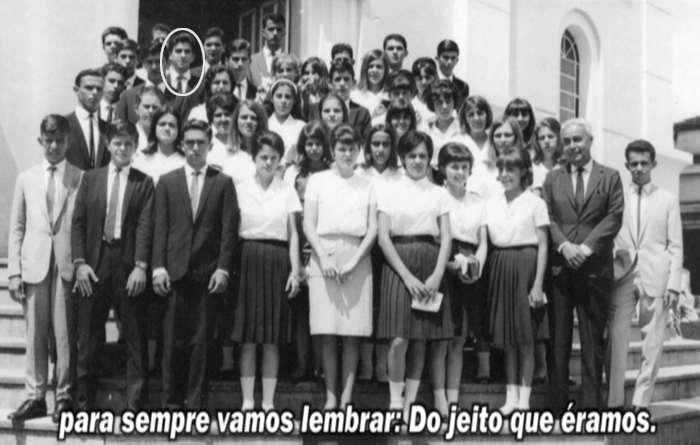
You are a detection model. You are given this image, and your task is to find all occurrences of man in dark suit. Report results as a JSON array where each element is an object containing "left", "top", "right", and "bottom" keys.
[
  {"left": 165, "top": 31, "right": 201, "bottom": 95},
  {"left": 435, "top": 40, "right": 469, "bottom": 109},
  {"left": 99, "top": 63, "right": 127, "bottom": 124},
  {"left": 541, "top": 118, "right": 624, "bottom": 413},
  {"left": 249, "top": 12, "right": 286, "bottom": 87},
  {"left": 66, "top": 69, "right": 110, "bottom": 171},
  {"left": 115, "top": 39, "right": 144, "bottom": 90},
  {"left": 330, "top": 60, "right": 371, "bottom": 142},
  {"left": 116, "top": 40, "right": 190, "bottom": 125},
  {"left": 72, "top": 120, "right": 153, "bottom": 411},
  {"left": 226, "top": 39, "right": 258, "bottom": 102},
  {"left": 152, "top": 119, "right": 239, "bottom": 409}
]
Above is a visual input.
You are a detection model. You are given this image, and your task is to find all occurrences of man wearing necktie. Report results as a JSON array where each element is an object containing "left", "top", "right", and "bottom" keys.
[
  {"left": 71, "top": 121, "right": 154, "bottom": 411},
  {"left": 225, "top": 39, "right": 258, "bottom": 101},
  {"left": 99, "top": 63, "right": 127, "bottom": 124},
  {"left": 7, "top": 115, "right": 83, "bottom": 423},
  {"left": 605, "top": 140, "right": 683, "bottom": 409},
  {"left": 167, "top": 31, "right": 197, "bottom": 95},
  {"left": 152, "top": 120, "right": 239, "bottom": 409},
  {"left": 541, "top": 118, "right": 624, "bottom": 413},
  {"left": 66, "top": 69, "right": 110, "bottom": 171},
  {"left": 249, "top": 13, "right": 287, "bottom": 88}
]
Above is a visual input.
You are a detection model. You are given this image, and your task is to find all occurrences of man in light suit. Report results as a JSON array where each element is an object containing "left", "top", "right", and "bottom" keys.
[
  {"left": 541, "top": 118, "right": 624, "bottom": 413},
  {"left": 152, "top": 120, "right": 239, "bottom": 409},
  {"left": 249, "top": 12, "right": 286, "bottom": 87},
  {"left": 66, "top": 69, "right": 110, "bottom": 171},
  {"left": 606, "top": 140, "right": 683, "bottom": 409},
  {"left": 7, "top": 115, "right": 83, "bottom": 423},
  {"left": 72, "top": 121, "right": 154, "bottom": 411}
]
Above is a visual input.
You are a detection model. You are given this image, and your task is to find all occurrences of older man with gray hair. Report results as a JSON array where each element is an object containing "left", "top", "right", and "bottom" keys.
[{"left": 541, "top": 118, "right": 624, "bottom": 413}]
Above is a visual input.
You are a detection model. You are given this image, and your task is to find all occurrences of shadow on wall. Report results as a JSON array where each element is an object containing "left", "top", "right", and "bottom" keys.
[{"left": 0, "top": 124, "right": 18, "bottom": 258}]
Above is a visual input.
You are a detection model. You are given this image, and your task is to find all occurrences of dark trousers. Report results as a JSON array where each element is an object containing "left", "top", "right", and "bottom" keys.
[
  {"left": 76, "top": 242, "right": 149, "bottom": 410},
  {"left": 161, "top": 279, "right": 215, "bottom": 410},
  {"left": 548, "top": 268, "right": 611, "bottom": 413}
]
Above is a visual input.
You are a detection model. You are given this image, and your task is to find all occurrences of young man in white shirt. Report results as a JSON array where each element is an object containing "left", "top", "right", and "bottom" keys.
[
  {"left": 383, "top": 34, "right": 409, "bottom": 74},
  {"left": 203, "top": 27, "right": 225, "bottom": 74}
]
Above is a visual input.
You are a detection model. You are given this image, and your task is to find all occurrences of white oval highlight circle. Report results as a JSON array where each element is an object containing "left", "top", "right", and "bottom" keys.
[{"left": 160, "top": 27, "right": 206, "bottom": 97}]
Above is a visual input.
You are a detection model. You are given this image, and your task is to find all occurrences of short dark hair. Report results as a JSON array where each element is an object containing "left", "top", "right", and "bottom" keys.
[
  {"left": 182, "top": 119, "right": 213, "bottom": 141},
  {"left": 168, "top": 31, "right": 195, "bottom": 55},
  {"left": 398, "top": 130, "right": 433, "bottom": 161},
  {"left": 252, "top": 131, "right": 285, "bottom": 159},
  {"left": 101, "top": 63, "right": 128, "bottom": 79},
  {"left": 203, "top": 64, "right": 235, "bottom": 102},
  {"left": 383, "top": 34, "right": 407, "bottom": 51},
  {"left": 151, "top": 23, "right": 172, "bottom": 38},
  {"left": 145, "top": 105, "right": 184, "bottom": 156},
  {"left": 438, "top": 142, "right": 474, "bottom": 173},
  {"left": 411, "top": 57, "right": 437, "bottom": 79},
  {"left": 459, "top": 95, "right": 494, "bottom": 135},
  {"left": 425, "top": 80, "right": 460, "bottom": 113},
  {"left": 40, "top": 114, "right": 71, "bottom": 137},
  {"left": 206, "top": 92, "right": 237, "bottom": 124},
  {"left": 331, "top": 43, "right": 354, "bottom": 61},
  {"left": 385, "top": 98, "right": 417, "bottom": 133},
  {"left": 496, "top": 147, "right": 533, "bottom": 189},
  {"left": 101, "top": 26, "right": 127, "bottom": 45},
  {"left": 437, "top": 39, "right": 460, "bottom": 56},
  {"left": 364, "top": 124, "right": 399, "bottom": 169},
  {"left": 74, "top": 68, "right": 104, "bottom": 87},
  {"left": 105, "top": 120, "right": 139, "bottom": 143},
  {"left": 225, "top": 39, "right": 252, "bottom": 58},
  {"left": 135, "top": 85, "right": 165, "bottom": 106},
  {"left": 330, "top": 124, "right": 361, "bottom": 149},
  {"left": 625, "top": 139, "right": 656, "bottom": 162},
  {"left": 262, "top": 13, "right": 285, "bottom": 28},
  {"left": 204, "top": 27, "right": 225, "bottom": 42},
  {"left": 142, "top": 39, "right": 164, "bottom": 59},
  {"left": 329, "top": 59, "right": 355, "bottom": 81},
  {"left": 115, "top": 39, "right": 139, "bottom": 56},
  {"left": 385, "top": 70, "right": 417, "bottom": 96}
]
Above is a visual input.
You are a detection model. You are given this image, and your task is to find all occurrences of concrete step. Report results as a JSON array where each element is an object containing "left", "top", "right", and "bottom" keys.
[
  {"left": 0, "top": 305, "right": 120, "bottom": 341},
  {"left": 569, "top": 338, "right": 700, "bottom": 377},
  {"left": 573, "top": 317, "right": 673, "bottom": 344}
]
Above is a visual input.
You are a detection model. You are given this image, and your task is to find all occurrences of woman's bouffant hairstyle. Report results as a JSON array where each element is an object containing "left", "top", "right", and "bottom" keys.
[{"left": 496, "top": 147, "right": 533, "bottom": 189}]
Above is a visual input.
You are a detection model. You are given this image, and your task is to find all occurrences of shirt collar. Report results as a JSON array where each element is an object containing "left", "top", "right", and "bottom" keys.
[
  {"left": 572, "top": 157, "right": 594, "bottom": 174},
  {"left": 168, "top": 66, "right": 191, "bottom": 82},
  {"left": 184, "top": 163, "right": 207, "bottom": 177},
  {"left": 43, "top": 158, "right": 66, "bottom": 175},
  {"left": 263, "top": 45, "right": 277, "bottom": 58},
  {"left": 437, "top": 70, "right": 454, "bottom": 82},
  {"left": 110, "top": 162, "right": 131, "bottom": 175},
  {"left": 75, "top": 104, "right": 95, "bottom": 119},
  {"left": 630, "top": 181, "right": 652, "bottom": 195}
]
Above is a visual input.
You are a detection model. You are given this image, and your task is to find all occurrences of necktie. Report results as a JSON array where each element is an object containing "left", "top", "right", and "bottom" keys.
[
  {"left": 235, "top": 83, "right": 243, "bottom": 100},
  {"left": 47, "top": 166, "right": 56, "bottom": 225},
  {"left": 104, "top": 167, "right": 121, "bottom": 242},
  {"left": 574, "top": 167, "right": 584, "bottom": 211},
  {"left": 177, "top": 75, "right": 185, "bottom": 93},
  {"left": 190, "top": 171, "right": 200, "bottom": 218},
  {"left": 88, "top": 113, "right": 96, "bottom": 167},
  {"left": 636, "top": 185, "right": 643, "bottom": 242},
  {"left": 106, "top": 105, "right": 113, "bottom": 123}
]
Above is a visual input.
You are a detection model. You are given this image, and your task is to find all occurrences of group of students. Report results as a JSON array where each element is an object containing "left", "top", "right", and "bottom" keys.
[{"left": 6, "top": 12, "right": 684, "bottom": 427}]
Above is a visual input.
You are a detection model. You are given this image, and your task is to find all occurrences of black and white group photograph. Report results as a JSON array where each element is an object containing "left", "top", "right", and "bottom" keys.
[{"left": 1, "top": 0, "right": 699, "bottom": 443}]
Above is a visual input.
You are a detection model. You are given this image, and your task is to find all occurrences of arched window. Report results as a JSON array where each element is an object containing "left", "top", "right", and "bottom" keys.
[{"left": 560, "top": 30, "right": 580, "bottom": 122}]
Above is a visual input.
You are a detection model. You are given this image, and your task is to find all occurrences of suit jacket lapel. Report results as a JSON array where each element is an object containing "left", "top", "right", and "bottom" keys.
[
  {"left": 348, "top": 101, "right": 358, "bottom": 126},
  {"left": 69, "top": 113, "right": 91, "bottom": 166},
  {"left": 194, "top": 167, "right": 216, "bottom": 222},
  {"left": 562, "top": 165, "right": 576, "bottom": 209},
  {"left": 34, "top": 168, "right": 51, "bottom": 225},
  {"left": 121, "top": 169, "right": 136, "bottom": 226},
  {"left": 175, "top": 168, "right": 194, "bottom": 222},
  {"left": 638, "top": 184, "right": 657, "bottom": 243},
  {"left": 581, "top": 161, "right": 603, "bottom": 212},
  {"left": 623, "top": 190, "right": 638, "bottom": 249},
  {"left": 53, "top": 165, "right": 81, "bottom": 233}
]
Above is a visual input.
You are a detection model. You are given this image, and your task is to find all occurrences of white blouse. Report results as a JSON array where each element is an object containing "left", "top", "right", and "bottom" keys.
[
  {"left": 134, "top": 124, "right": 149, "bottom": 158},
  {"left": 378, "top": 175, "right": 453, "bottom": 237},
  {"left": 448, "top": 190, "right": 485, "bottom": 245},
  {"left": 132, "top": 150, "right": 186, "bottom": 185},
  {"left": 187, "top": 104, "right": 208, "bottom": 123},
  {"left": 305, "top": 167, "right": 376, "bottom": 237},
  {"left": 426, "top": 121, "right": 483, "bottom": 168},
  {"left": 268, "top": 114, "right": 306, "bottom": 161},
  {"left": 213, "top": 148, "right": 256, "bottom": 187},
  {"left": 531, "top": 162, "right": 549, "bottom": 191},
  {"left": 237, "top": 176, "right": 302, "bottom": 241},
  {"left": 484, "top": 190, "right": 549, "bottom": 247}
]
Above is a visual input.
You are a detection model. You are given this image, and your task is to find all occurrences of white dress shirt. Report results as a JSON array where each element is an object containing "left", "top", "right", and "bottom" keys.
[
  {"left": 448, "top": 190, "right": 486, "bottom": 245},
  {"left": 132, "top": 150, "right": 185, "bottom": 185},
  {"left": 570, "top": 158, "right": 594, "bottom": 197},
  {"left": 100, "top": 99, "right": 117, "bottom": 123},
  {"left": 263, "top": 45, "right": 276, "bottom": 74},
  {"left": 75, "top": 105, "right": 100, "bottom": 156},
  {"left": 105, "top": 164, "right": 130, "bottom": 240},
  {"left": 629, "top": 182, "right": 652, "bottom": 241},
  {"left": 234, "top": 77, "right": 250, "bottom": 101},
  {"left": 485, "top": 189, "right": 550, "bottom": 247},
  {"left": 43, "top": 159, "right": 66, "bottom": 212},
  {"left": 238, "top": 176, "right": 302, "bottom": 241},
  {"left": 168, "top": 66, "right": 192, "bottom": 93},
  {"left": 184, "top": 163, "right": 207, "bottom": 208}
]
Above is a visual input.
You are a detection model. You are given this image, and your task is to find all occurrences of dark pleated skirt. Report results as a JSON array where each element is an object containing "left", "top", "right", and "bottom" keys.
[
  {"left": 446, "top": 241, "right": 488, "bottom": 339},
  {"left": 370, "top": 244, "right": 385, "bottom": 333},
  {"left": 232, "top": 239, "right": 292, "bottom": 344},
  {"left": 488, "top": 246, "right": 548, "bottom": 348},
  {"left": 377, "top": 237, "right": 453, "bottom": 340}
]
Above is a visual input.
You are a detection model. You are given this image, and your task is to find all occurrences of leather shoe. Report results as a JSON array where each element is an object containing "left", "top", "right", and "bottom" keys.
[
  {"left": 52, "top": 399, "right": 73, "bottom": 424},
  {"left": 7, "top": 399, "right": 47, "bottom": 422}
]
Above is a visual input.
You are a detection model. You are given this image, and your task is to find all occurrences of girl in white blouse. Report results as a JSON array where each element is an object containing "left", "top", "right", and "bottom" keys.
[
  {"left": 233, "top": 131, "right": 302, "bottom": 411},
  {"left": 283, "top": 121, "right": 332, "bottom": 186},
  {"left": 187, "top": 65, "right": 235, "bottom": 122},
  {"left": 214, "top": 100, "right": 268, "bottom": 186},
  {"left": 437, "top": 142, "right": 489, "bottom": 414},
  {"left": 303, "top": 124, "right": 377, "bottom": 410},
  {"left": 204, "top": 93, "right": 237, "bottom": 166},
  {"left": 485, "top": 147, "right": 549, "bottom": 414},
  {"left": 377, "top": 131, "right": 453, "bottom": 420},
  {"left": 132, "top": 105, "right": 185, "bottom": 185},
  {"left": 459, "top": 96, "right": 493, "bottom": 169},
  {"left": 505, "top": 98, "right": 548, "bottom": 191},
  {"left": 351, "top": 50, "right": 390, "bottom": 118},
  {"left": 267, "top": 79, "right": 306, "bottom": 164},
  {"left": 357, "top": 124, "right": 402, "bottom": 383}
]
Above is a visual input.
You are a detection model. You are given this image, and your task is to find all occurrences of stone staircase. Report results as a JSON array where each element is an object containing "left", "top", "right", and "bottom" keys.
[{"left": 1, "top": 259, "right": 700, "bottom": 444}]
